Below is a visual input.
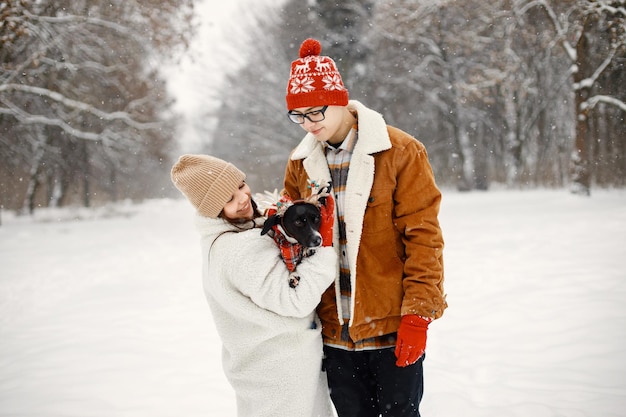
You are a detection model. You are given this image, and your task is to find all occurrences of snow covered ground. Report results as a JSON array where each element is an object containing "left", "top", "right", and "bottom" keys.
[{"left": 1, "top": 189, "right": 625, "bottom": 416}]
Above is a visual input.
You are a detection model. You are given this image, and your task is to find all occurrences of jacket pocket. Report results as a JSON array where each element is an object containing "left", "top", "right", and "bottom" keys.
[{"left": 362, "top": 187, "right": 394, "bottom": 234}]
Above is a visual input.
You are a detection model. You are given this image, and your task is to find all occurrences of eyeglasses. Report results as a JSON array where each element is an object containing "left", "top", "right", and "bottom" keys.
[{"left": 287, "top": 106, "right": 329, "bottom": 124}]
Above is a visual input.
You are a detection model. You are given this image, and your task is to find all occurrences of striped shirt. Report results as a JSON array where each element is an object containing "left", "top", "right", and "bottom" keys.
[{"left": 324, "top": 126, "right": 397, "bottom": 351}]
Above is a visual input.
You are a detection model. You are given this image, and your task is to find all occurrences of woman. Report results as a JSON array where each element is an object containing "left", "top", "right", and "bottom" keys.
[{"left": 170, "top": 154, "right": 337, "bottom": 417}]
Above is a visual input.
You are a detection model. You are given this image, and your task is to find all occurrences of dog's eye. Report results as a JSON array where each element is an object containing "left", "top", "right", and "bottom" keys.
[{"left": 294, "top": 220, "right": 304, "bottom": 227}]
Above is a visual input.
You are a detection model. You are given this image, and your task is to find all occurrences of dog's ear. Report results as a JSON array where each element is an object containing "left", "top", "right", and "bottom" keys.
[{"left": 261, "top": 215, "right": 280, "bottom": 235}]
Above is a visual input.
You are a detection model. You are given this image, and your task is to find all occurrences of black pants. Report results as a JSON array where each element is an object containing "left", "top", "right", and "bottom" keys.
[{"left": 323, "top": 345, "right": 424, "bottom": 417}]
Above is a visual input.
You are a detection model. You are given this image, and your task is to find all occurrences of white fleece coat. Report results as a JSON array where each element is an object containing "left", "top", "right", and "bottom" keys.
[{"left": 195, "top": 215, "right": 337, "bottom": 417}]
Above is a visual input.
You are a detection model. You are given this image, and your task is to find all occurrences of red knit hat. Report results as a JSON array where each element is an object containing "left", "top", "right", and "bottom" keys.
[{"left": 285, "top": 38, "right": 349, "bottom": 110}]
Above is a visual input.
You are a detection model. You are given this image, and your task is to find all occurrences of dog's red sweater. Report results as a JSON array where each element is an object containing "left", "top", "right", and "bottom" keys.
[{"left": 265, "top": 206, "right": 304, "bottom": 273}]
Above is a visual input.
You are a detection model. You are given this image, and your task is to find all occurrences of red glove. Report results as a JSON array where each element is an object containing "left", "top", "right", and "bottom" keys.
[
  {"left": 395, "top": 315, "right": 430, "bottom": 367},
  {"left": 318, "top": 193, "right": 334, "bottom": 247}
]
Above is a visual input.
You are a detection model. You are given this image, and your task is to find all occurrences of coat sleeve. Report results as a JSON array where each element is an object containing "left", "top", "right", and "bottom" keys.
[
  {"left": 392, "top": 138, "right": 447, "bottom": 319},
  {"left": 211, "top": 230, "right": 337, "bottom": 318},
  {"left": 282, "top": 156, "right": 305, "bottom": 200}
]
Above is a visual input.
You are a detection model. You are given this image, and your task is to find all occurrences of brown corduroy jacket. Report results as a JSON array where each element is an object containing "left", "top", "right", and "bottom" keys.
[{"left": 283, "top": 100, "right": 447, "bottom": 344}]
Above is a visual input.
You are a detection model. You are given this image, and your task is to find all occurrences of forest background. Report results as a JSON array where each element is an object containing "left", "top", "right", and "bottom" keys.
[{"left": 1, "top": 0, "right": 625, "bottom": 215}]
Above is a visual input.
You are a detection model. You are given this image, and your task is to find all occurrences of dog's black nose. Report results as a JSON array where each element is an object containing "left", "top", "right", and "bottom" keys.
[{"left": 308, "top": 235, "right": 322, "bottom": 248}]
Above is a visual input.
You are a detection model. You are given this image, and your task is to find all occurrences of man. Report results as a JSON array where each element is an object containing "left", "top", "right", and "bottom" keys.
[{"left": 281, "top": 38, "right": 447, "bottom": 417}]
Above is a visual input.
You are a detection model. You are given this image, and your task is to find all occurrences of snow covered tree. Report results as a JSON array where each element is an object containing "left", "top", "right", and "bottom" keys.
[
  {"left": 517, "top": 0, "right": 626, "bottom": 195},
  {"left": 367, "top": 1, "right": 513, "bottom": 190},
  {"left": 0, "top": 0, "right": 194, "bottom": 213}
]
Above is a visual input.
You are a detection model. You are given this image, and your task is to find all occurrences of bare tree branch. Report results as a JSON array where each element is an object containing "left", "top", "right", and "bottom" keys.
[
  {"left": 0, "top": 84, "right": 163, "bottom": 130},
  {"left": 573, "top": 46, "right": 618, "bottom": 90},
  {"left": 583, "top": 95, "right": 626, "bottom": 112}
]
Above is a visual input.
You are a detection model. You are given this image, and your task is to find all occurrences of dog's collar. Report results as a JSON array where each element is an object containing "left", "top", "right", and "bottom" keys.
[{"left": 275, "top": 222, "right": 299, "bottom": 244}]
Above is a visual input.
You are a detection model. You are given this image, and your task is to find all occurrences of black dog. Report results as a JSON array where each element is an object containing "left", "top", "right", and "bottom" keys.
[
  {"left": 261, "top": 201, "right": 322, "bottom": 248},
  {"left": 261, "top": 201, "right": 323, "bottom": 288}
]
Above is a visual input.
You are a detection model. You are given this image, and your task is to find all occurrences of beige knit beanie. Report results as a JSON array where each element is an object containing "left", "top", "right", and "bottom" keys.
[{"left": 170, "top": 154, "right": 245, "bottom": 218}]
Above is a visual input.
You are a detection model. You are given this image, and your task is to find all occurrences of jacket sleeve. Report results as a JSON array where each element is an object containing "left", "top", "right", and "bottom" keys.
[
  {"left": 393, "top": 138, "right": 447, "bottom": 319},
  {"left": 282, "top": 156, "right": 306, "bottom": 200},
  {"left": 211, "top": 230, "right": 337, "bottom": 318}
]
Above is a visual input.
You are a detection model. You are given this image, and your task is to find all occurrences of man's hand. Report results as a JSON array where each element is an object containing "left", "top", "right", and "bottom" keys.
[
  {"left": 395, "top": 315, "right": 430, "bottom": 367},
  {"left": 318, "top": 193, "right": 334, "bottom": 247}
]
